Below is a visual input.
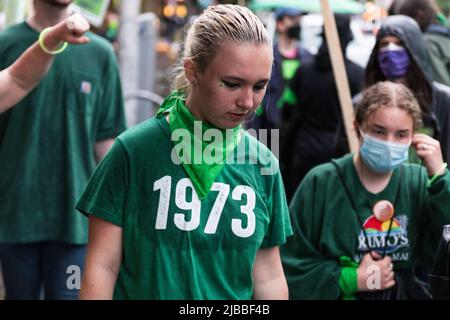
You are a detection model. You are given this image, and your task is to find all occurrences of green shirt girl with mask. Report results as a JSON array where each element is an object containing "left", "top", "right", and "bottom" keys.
[{"left": 281, "top": 81, "right": 450, "bottom": 300}]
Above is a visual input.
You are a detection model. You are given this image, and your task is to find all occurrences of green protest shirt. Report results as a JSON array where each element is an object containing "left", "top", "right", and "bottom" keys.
[
  {"left": 76, "top": 116, "right": 292, "bottom": 299},
  {"left": 0, "top": 22, "right": 127, "bottom": 244},
  {"left": 281, "top": 154, "right": 450, "bottom": 299}
]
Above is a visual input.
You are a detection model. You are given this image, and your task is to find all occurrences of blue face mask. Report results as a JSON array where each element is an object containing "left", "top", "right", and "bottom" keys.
[
  {"left": 378, "top": 43, "right": 410, "bottom": 79},
  {"left": 360, "top": 132, "right": 411, "bottom": 173}
]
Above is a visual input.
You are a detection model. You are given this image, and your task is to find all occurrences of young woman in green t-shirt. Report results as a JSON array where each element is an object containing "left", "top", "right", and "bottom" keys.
[
  {"left": 282, "top": 81, "right": 450, "bottom": 299},
  {"left": 77, "top": 5, "right": 292, "bottom": 300}
]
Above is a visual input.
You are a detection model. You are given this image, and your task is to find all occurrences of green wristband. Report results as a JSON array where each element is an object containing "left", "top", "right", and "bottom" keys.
[
  {"left": 338, "top": 256, "right": 358, "bottom": 300},
  {"left": 427, "top": 163, "right": 447, "bottom": 187},
  {"left": 339, "top": 266, "right": 358, "bottom": 300}
]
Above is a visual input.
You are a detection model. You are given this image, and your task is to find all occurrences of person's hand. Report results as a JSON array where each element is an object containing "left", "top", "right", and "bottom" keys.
[
  {"left": 43, "top": 13, "right": 90, "bottom": 49},
  {"left": 412, "top": 133, "right": 446, "bottom": 176},
  {"left": 357, "top": 252, "right": 395, "bottom": 291}
]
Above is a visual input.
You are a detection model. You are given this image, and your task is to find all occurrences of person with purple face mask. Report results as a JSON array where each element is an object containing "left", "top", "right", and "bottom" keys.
[
  {"left": 364, "top": 14, "right": 450, "bottom": 283},
  {"left": 390, "top": 0, "right": 450, "bottom": 87},
  {"left": 377, "top": 42, "right": 410, "bottom": 79},
  {"left": 365, "top": 16, "right": 450, "bottom": 166}
]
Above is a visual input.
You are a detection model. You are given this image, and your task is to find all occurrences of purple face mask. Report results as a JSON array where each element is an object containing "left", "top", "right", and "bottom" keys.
[{"left": 378, "top": 43, "right": 410, "bottom": 79}]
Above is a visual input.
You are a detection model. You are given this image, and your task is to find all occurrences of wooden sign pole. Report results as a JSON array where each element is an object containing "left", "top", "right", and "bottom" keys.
[{"left": 320, "top": 0, "right": 359, "bottom": 153}]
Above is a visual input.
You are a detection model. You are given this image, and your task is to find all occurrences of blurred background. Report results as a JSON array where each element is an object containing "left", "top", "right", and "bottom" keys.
[{"left": 1, "top": 0, "right": 449, "bottom": 127}]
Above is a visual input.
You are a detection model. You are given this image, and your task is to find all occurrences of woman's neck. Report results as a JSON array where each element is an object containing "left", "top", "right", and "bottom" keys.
[
  {"left": 185, "top": 93, "right": 204, "bottom": 122},
  {"left": 353, "top": 153, "right": 393, "bottom": 194}
]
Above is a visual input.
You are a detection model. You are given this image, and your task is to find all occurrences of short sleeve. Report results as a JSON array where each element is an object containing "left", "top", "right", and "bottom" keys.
[
  {"left": 76, "top": 139, "right": 129, "bottom": 227},
  {"left": 95, "top": 48, "right": 127, "bottom": 141},
  {"left": 260, "top": 170, "right": 293, "bottom": 248}
]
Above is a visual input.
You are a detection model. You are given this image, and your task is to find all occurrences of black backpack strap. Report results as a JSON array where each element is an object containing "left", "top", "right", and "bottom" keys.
[{"left": 331, "top": 160, "right": 359, "bottom": 214}]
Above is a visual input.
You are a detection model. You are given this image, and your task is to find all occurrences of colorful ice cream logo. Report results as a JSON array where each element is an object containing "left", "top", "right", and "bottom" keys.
[
  {"left": 364, "top": 215, "right": 401, "bottom": 233},
  {"left": 361, "top": 213, "right": 405, "bottom": 254}
]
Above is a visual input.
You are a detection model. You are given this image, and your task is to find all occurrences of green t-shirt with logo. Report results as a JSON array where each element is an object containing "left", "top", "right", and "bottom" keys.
[
  {"left": 281, "top": 153, "right": 450, "bottom": 299},
  {"left": 76, "top": 116, "right": 292, "bottom": 299},
  {"left": 0, "top": 22, "right": 127, "bottom": 244}
]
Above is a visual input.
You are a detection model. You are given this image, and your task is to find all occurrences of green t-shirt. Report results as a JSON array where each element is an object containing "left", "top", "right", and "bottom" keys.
[
  {"left": 0, "top": 22, "right": 127, "bottom": 244},
  {"left": 281, "top": 154, "right": 450, "bottom": 299},
  {"left": 76, "top": 116, "right": 292, "bottom": 299}
]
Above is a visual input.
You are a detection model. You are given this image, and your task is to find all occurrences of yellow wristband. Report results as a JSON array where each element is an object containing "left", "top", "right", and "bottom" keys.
[{"left": 38, "top": 27, "right": 68, "bottom": 55}]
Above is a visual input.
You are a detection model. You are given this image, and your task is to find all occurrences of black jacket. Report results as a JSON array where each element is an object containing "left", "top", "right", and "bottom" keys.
[{"left": 281, "top": 40, "right": 364, "bottom": 201}]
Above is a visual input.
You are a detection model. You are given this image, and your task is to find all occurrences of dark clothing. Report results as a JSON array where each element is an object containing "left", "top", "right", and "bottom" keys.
[
  {"left": 429, "top": 82, "right": 450, "bottom": 181},
  {"left": 0, "top": 242, "right": 86, "bottom": 300},
  {"left": 281, "top": 42, "right": 364, "bottom": 201},
  {"left": 248, "top": 43, "right": 312, "bottom": 131}
]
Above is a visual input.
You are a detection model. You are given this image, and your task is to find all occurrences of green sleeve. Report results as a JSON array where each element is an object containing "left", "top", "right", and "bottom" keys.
[
  {"left": 75, "top": 139, "right": 129, "bottom": 227},
  {"left": 261, "top": 170, "right": 293, "bottom": 248},
  {"left": 416, "top": 170, "right": 450, "bottom": 270},
  {"left": 424, "top": 36, "right": 450, "bottom": 86},
  {"left": 95, "top": 48, "right": 127, "bottom": 141},
  {"left": 338, "top": 256, "right": 359, "bottom": 300},
  {"left": 280, "top": 173, "right": 342, "bottom": 300}
]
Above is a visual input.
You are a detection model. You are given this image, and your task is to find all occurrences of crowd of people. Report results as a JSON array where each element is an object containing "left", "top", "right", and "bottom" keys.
[{"left": 0, "top": 0, "right": 449, "bottom": 300}]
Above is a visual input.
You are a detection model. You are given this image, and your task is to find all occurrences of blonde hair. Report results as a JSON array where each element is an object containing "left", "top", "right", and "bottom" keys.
[
  {"left": 173, "top": 4, "right": 271, "bottom": 95},
  {"left": 355, "top": 81, "right": 423, "bottom": 132}
]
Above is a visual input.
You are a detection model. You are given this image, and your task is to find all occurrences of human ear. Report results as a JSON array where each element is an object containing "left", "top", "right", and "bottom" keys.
[
  {"left": 184, "top": 59, "right": 198, "bottom": 84},
  {"left": 353, "top": 120, "right": 361, "bottom": 139}
]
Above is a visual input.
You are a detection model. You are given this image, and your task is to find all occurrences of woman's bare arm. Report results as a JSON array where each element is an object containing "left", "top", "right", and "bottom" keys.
[
  {"left": 252, "top": 246, "right": 289, "bottom": 300},
  {"left": 79, "top": 216, "right": 123, "bottom": 300},
  {"left": 0, "top": 13, "right": 89, "bottom": 113}
]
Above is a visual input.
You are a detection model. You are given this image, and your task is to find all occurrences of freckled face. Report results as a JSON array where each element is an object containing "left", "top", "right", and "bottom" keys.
[{"left": 186, "top": 41, "right": 273, "bottom": 129}]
